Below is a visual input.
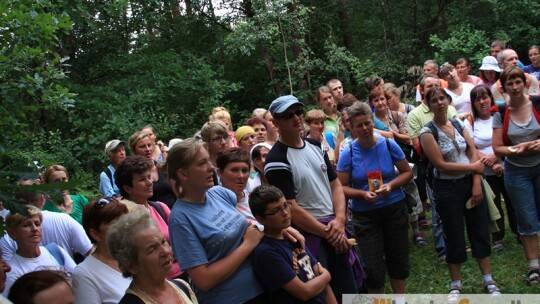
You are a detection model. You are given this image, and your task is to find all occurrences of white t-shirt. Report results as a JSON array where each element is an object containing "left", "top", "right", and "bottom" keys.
[
  {"left": 446, "top": 82, "right": 474, "bottom": 115},
  {"left": 4, "top": 245, "right": 76, "bottom": 296},
  {"left": 464, "top": 116, "right": 499, "bottom": 176},
  {"left": 72, "top": 254, "right": 132, "bottom": 304},
  {"left": 0, "top": 210, "right": 92, "bottom": 261}
]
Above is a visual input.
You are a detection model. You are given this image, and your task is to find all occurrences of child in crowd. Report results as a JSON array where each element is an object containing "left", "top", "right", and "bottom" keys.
[{"left": 249, "top": 185, "right": 337, "bottom": 304}]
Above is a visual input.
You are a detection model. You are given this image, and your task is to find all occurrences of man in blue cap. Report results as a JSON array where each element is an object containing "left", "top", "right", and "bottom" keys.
[{"left": 264, "top": 95, "right": 363, "bottom": 301}]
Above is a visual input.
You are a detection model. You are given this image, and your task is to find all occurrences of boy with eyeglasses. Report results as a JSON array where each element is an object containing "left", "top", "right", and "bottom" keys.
[{"left": 249, "top": 185, "right": 336, "bottom": 304}]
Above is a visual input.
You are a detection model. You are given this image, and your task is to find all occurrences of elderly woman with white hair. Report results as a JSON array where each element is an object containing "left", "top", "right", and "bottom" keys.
[{"left": 108, "top": 210, "right": 197, "bottom": 304}]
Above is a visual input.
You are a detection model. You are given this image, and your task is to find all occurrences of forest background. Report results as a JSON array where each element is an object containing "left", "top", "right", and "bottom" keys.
[{"left": 1, "top": 0, "right": 540, "bottom": 194}]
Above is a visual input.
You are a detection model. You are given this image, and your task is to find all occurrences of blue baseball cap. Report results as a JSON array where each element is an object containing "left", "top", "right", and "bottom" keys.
[{"left": 269, "top": 95, "right": 304, "bottom": 116}]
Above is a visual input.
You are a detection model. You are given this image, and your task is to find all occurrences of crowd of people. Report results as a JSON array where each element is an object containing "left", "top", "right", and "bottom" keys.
[{"left": 0, "top": 39, "right": 539, "bottom": 303}]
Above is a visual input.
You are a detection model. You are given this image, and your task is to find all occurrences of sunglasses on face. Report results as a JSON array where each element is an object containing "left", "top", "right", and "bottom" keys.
[{"left": 275, "top": 109, "right": 304, "bottom": 120}]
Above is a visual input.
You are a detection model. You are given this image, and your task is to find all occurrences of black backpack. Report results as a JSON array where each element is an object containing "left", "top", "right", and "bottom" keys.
[{"left": 421, "top": 118, "right": 464, "bottom": 187}]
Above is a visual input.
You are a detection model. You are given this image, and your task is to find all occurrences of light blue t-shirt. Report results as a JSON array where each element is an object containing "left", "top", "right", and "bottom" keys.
[
  {"left": 99, "top": 164, "right": 120, "bottom": 197},
  {"left": 169, "top": 186, "right": 264, "bottom": 304},
  {"left": 337, "top": 137, "right": 405, "bottom": 212}
]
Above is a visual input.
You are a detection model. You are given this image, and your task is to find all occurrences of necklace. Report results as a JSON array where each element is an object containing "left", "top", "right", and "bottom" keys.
[{"left": 132, "top": 282, "right": 186, "bottom": 304}]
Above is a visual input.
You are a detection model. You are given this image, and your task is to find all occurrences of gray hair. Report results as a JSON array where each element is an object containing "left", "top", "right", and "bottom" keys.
[
  {"left": 107, "top": 210, "right": 156, "bottom": 278},
  {"left": 346, "top": 101, "right": 373, "bottom": 126}
]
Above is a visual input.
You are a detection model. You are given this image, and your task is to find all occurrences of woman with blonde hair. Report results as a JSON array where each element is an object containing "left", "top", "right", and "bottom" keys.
[
  {"left": 305, "top": 109, "right": 336, "bottom": 166},
  {"left": 167, "top": 138, "right": 303, "bottom": 303},
  {"left": 4, "top": 205, "right": 76, "bottom": 296},
  {"left": 212, "top": 109, "right": 238, "bottom": 147}
]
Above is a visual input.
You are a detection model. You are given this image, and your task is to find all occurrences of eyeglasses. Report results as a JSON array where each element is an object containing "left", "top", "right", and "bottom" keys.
[
  {"left": 95, "top": 197, "right": 114, "bottom": 208},
  {"left": 208, "top": 135, "right": 231, "bottom": 143},
  {"left": 275, "top": 109, "right": 304, "bottom": 120},
  {"left": 263, "top": 201, "right": 292, "bottom": 216}
]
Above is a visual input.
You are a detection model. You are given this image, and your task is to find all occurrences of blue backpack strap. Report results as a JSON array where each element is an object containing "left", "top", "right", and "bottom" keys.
[{"left": 45, "top": 243, "right": 65, "bottom": 266}]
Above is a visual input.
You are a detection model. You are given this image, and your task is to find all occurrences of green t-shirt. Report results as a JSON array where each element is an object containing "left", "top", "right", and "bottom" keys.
[{"left": 43, "top": 194, "right": 89, "bottom": 225}]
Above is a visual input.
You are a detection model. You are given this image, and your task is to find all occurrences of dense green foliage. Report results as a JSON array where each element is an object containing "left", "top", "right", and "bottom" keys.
[{"left": 1, "top": 0, "right": 540, "bottom": 194}]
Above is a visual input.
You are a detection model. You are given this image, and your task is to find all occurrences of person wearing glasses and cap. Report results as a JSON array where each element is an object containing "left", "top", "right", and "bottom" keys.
[
  {"left": 264, "top": 95, "right": 364, "bottom": 300},
  {"left": 99, "top": 139, "right": 127, "bottom": 197}
]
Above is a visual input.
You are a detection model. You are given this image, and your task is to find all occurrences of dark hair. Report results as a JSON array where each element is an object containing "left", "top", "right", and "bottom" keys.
[
  {"left": 250, "top": 145, "right": 270, "bottom": 173},
  {"left": 8, "top": 270, "right": 72, "bottom": 303},
  {"left": 419, "top": 73, "right": 440, "bottom": 90},
  {"left": 249, "top": 185, "right": 284, "bottom": 218},
  {"left": 82, "top": 197, "right": 128, "bottom": 243},
  {"left": 529, "top": 45, "right": 540, "bottom": 52},
  {"left": 216, "top": 148, "right": 250, "bottom": 171},
  {"left": 491, "top": 39, "right": 506, "bottom": 49},
  {"left": 368, "top": 86, "right": 385, "bottom": 103},
  {"left": 470, "top": 85, "right": 495, "bottom": 119},
  {"left": 364, "top": 76, "right": 384, "bottom": 92},
  {"left": 337, "top": 93, "right": 358, "bottom": 113},
  {"left": 115, "top": 155, "right": 154, "bottom": 198},
  {"left": 500, "top": 66, "right": 526, "bottom": 93},
  {"left": 439, "top": 63, "right": 455, "bottom": 78},
  {"left": 455, "top": 58, "right": 469, "bottom": 67},
  {"left": 246, "top": 116, "right": 268, "bottom": 130},
  {"left": 425, "top": 87, "right": 452, "bottom": 107}
]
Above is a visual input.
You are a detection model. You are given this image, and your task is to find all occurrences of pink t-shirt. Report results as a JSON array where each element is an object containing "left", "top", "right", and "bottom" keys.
[{"left": 148, "top": 202, "right": 183, "bottom": 279}]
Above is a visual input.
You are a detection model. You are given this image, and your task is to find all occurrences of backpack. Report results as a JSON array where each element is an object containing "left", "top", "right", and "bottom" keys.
[
  {"left": 421, "top": 118, "right": 464, "bottom": 187},
  {"left": 390, "top": 110, "right": 420, "bottom": 163},
  {"left": 103, "top": 167, "right": 115, "bottom": 190},
  {"left": 498, "top": 95, "right": 540, "bottom": 146}
]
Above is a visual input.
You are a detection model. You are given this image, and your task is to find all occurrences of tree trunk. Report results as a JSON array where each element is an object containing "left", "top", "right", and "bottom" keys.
[
  {"left": 336, "top": 0, "right": 353, "bottom": 51},
  {"left": 243, "top": 0, "right": 283, "bottom": 96}
]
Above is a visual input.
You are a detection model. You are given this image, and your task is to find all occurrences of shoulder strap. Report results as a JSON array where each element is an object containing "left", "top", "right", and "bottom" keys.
[
  {"left": 45, "top": 243, "right": 64, "bottom": 266},
  {"left": 426, "top": 121, "right": 438, "bottom": 142},
  {"left": 391, "top": 110, "right": 399, "bottom": 125},
  {"left": 148, "top": 201, "right": 167, "bottom": 222},
  {"left": 498, "top": 103, "right": 511, "bottom": 146},
  {"left": 449, "top": 118, "right": 464, "bottom": 135},
  {"left": 104, "top": 167, "right": 114, "bottom": 190},
  {"left": 530, "top": 95, "right": 540, "bottom": 124},
  {"left": 171, "top": 279, "right": 194, "bottom": 301}
]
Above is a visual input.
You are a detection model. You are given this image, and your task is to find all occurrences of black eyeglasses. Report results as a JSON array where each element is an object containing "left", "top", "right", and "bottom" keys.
[
  {"left": 208, "top": 134, "right": 231, "bottom": 143},
  {"left": 275, "top": 109, "right": 304, "bottom": 120},
  {"left": 263, "top": 201, "right": 292, "bottom": 216},
  {"left": 95, "top": 197, "right": 114, "bottom": 208}
]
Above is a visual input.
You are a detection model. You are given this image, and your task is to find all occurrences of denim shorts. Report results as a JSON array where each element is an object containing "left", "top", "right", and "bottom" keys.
[{"left": 504, "top": 161, "right": 540, "bottom": 235}]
